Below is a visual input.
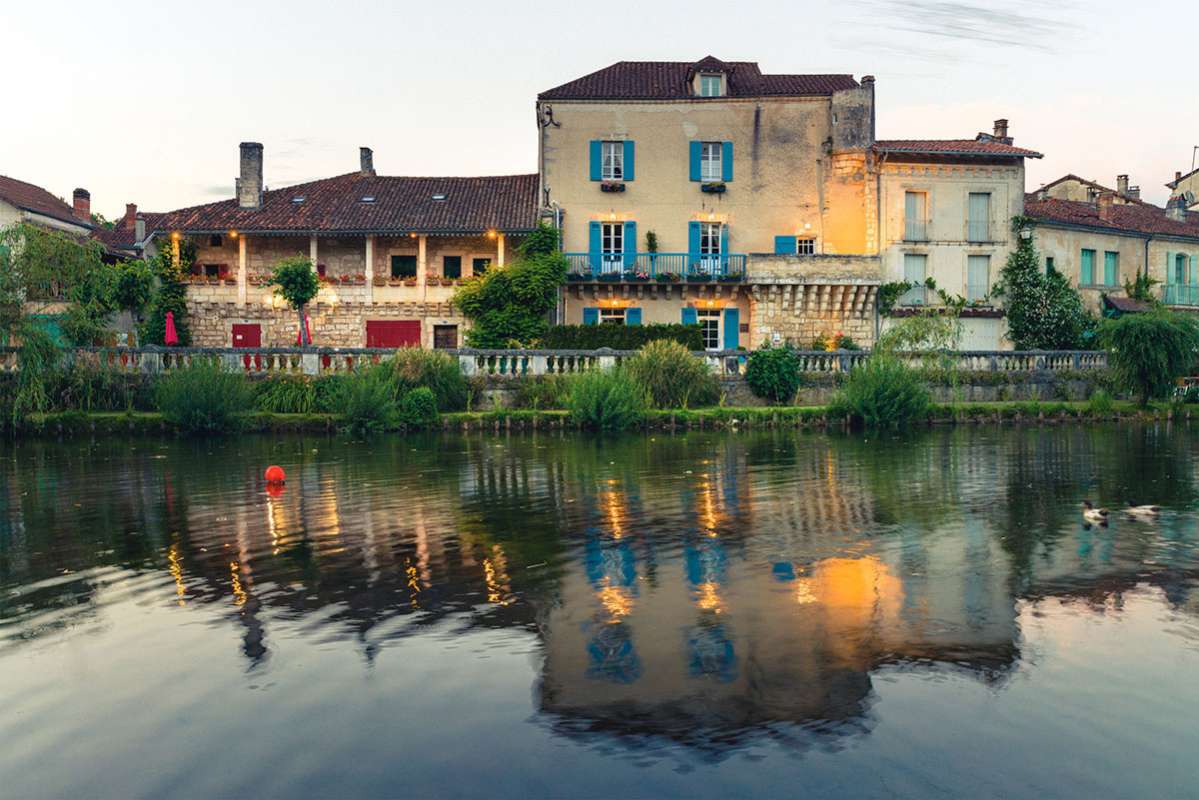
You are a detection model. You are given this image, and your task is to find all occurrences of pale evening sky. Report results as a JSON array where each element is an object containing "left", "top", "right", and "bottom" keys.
[{"left": 2, "top": 0, "right": 1197, "bottom": 219}]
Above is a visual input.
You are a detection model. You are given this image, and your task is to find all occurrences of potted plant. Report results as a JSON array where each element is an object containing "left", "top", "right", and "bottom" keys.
[
  {"left": 701, "top": 182, "right": 727, "bottom": 194},
  {"left": 657, "top": 272, "right": 681, "bottom": 283},
  {"left": 598, "top": 272, "right": 621, "bottom": 283},
  {"left": 403, "top": 278, "right": 417, "bottom": 287},
  {"left": 687, "top": 273, "right": 713, "bottom": 283},
  {"left": 600, "top": 181, "right": 626, "bottom": 193},
  {"left": 373, "top": 276, "right": 387, "bottom": 287}
]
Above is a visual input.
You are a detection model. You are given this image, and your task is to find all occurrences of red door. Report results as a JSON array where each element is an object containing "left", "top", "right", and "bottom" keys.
[
  {"left": 232, "top": 323, "right": 262, "bottom": 348},
  {"left": 366, "top": 320, "right": 421, "bottom": 348}
]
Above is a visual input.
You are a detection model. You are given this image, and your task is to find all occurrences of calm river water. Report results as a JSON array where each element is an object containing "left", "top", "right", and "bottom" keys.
[{"left": 2, "top": 426, "right": 1198, "bottom": 798}]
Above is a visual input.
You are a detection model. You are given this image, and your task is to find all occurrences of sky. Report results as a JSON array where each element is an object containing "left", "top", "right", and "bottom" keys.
[{"left": 3, "top": 0, "right": 1197, "bottom": 219}]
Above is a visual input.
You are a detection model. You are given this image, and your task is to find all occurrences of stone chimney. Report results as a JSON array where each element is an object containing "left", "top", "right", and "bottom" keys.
[
  {"left": 121, "top": 203, "right": 138, "bottom": 229},
  {"left": 134, "top": 215, "right": 146, "bottom": 244},
  {"left": 72, "top": 188, "right": 91, "bottom": 222},
  {"left": 1167, "top": 195, "right": 1189, "bottom": 222},
  {"left": 236, "top": 142, "right": 264, "bottom": 209},
  {"left": 1097, "top": 191, "right": 1116, "bottom": 222},
  {"left": 1116, "top": 174, "right": 1129, "bottom": 196},
  {"left": 1127, "top": 185, "right": 1141, "bottom": 201},
  {"left": 360, "top": 147, "right": 375, "bottom": 176},
  {"left": 993, "top": 119, "right": 1011, "bottom": 144}
]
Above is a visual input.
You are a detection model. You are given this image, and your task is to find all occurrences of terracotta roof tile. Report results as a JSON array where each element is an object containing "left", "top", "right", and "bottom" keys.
[
  {"left": 91, "top": 212, "right": 165, "bottom": 255},
  {"left": 539, "top": 59, "right": 857, "bottom": 100},
  {"left": 0, "top": 175, "right": 89, "bottom": 228},
  {"left": 152, "top": 174, "right": 539, "bottom": 235},
  {"left": 1025, "top": 196, "right": 1199, "bottom": 240},
  {"left": 874, "top": 139, "right": 1042, "bottom": 158}
]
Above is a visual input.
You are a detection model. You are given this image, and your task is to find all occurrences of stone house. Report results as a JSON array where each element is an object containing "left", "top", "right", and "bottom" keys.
[
  {"left": 0, "top": 175, "right": 95, "bottom": 238},
  {"left": 149, "top": 144, "right": 538, "bottom": 348}
]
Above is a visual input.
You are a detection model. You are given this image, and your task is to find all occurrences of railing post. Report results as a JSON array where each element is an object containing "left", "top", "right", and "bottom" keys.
[
  {"left": 301, "top": 352, "right": 319, "bottom": 376},
  {"left": 459, "top": 353, "right": 476, "bottom": 377}
]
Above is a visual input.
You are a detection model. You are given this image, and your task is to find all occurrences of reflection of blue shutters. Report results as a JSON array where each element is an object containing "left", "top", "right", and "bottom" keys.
[
  {"left": 721, "top": 141, "right": 733, "bottom": 181},
  {"left": 588, "top": 221, "right": 601, "bottom": 270},
  {"left": 723, "top": 308, "right": 739, "bottom": 349},
  {"left": 682, "top": 307, "right": 698, "bottom": 325},
  {"left": 626, "top": 307, "right": 642, "bottom": 326},
  {"left": 623, "top": 221, "right": 637, "bottom": 267},
  {"left": 583, "top": 307, "right": 599, "bottom": 325},
  {"left": 589, "top": 141, "right": 602, "bottom": 181},
  {"left": 689, "top": 141, "right": 702, "bottom": 181},
  {"left": 623, "top": 141, "right": 635, "bottom": 181},
  {"left": 774, "top": 235, "right": 796, "bottom": 254}
]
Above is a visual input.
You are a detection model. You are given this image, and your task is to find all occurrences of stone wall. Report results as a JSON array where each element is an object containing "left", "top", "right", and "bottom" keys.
[{"left": 747, "top": 284, "right": 876, "bottom": 349}]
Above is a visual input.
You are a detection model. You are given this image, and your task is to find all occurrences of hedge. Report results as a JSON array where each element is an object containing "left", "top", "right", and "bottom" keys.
[{"left": 541, "top": 323, "right": 703, "bottom": 350}]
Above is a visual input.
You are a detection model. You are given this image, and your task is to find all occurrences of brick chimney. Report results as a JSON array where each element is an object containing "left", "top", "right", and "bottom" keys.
[
  {"left": 72, "top": 188, "right": 91, "bottom": 223},
  {"left": 236, "top": 142, "right": 264, "bottom": 209},
  {"left": 1116, "top": 174, "right": 1129, "bottom": 196},
  {"left": 134, "top": 215, "right": 146, "bottom": 245},
  {"left": 993, "top": 119, "right": 1011, "bottom": 144},
  {"left": 121, "top": 203, "right": 138, "bottom": 229},
  {"left": 360, "top": 147, "right": 375, "bottom": 176},
  {"left": 1167, "top": 195, "right": 1188, "bottom": 222},
  {"left": 1097, "top": 191, "right": 1116, "bottom": 222}
]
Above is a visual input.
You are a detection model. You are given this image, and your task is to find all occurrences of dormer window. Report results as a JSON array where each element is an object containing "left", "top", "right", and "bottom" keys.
[{"left": 699, "top": 74, "right": 724, "bottom": 97}]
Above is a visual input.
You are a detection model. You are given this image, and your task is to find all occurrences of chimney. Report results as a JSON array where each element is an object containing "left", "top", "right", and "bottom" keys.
[
  {"left": 1167, "top": 195, "right": 1188, "bottom": 222},
  {"left": 237, "top": 142, "right": 264, "bottom": 209},
  {"left": 72, "top": 188, "right": 91, "bottom": 223},
  {"left": 122, "top": 203, "right": 138, "bottom": 229},
  {"left": 1097, "top": 191, "right": 1116, "bottom": 222},
  {"left": 1127, "top": 185, "right": 1141, "bottom": 200},
  {"left": 134, "top": 215, "right": 146, "bottom": 245},
  {"left": 360, "top": 147, "right": 375, "bottom": 176},
  {"left": 993, "top": 119, "right": 1011, "bottom": 143},
  {"left": 1116, "top": 174, "right": 1129, "bottom": 196}
]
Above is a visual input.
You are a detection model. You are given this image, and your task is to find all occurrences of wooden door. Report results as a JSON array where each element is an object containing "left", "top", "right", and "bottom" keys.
[
  {"left": 232, "top": 323, "right": 262, "bottom": 348},
  {"left": 366, "top": 320, "right": 421, "bottom": 348}
]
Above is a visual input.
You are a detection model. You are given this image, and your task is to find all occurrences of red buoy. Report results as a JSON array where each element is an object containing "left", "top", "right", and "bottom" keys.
[{"left": 264, "top": 465, "right": 286, "bottom": 484}]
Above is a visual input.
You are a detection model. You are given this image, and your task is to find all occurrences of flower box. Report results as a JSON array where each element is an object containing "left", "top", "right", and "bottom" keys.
[
  {"left": 656, "top": 273, "right": 681, "bottom": 283},
  {"left": 567, "top": 272, "right": 592, "bottom": 282},
  {"left": 624, "top": 271, "right": 650, "bottom": 282},
  {"left": 717, "top": 274, "right": 741, "bottom": 283},
  {"left": 600, "top": 182, "right": 626, "bottom": 193},
  {"left": 687, "top": 274, "right": 713, "bottom": 283},
  {"left": 597, "top": 273, "right": 621, "bottom": 283},
  {"left": 701, "top": 182, "right": 727, "bottom": 194}
]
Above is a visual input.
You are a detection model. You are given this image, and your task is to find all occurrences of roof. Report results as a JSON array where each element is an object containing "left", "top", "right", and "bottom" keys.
[
  {"left": 91, "top": 212, "right": 164, "bottom": 254},
  {"left": 153, "top": 173, "right": 540, "bottom": 235},
  {"left": 0, "top": 175, "right": 90, "bottom": 228},
  {"left": 874, "top": 139, "right": 1042, "bottom": 159},
  {"left": 1103, "top": 295, "right": 1152, "bottom": 314},
  {"left": 538, "top": 58, "right": 858, "bottom": 100},
  {"left": 1167, "top": 167, "right": 1199, "bottom": 189},
  {"left": 1025, "top": 195, "right": 1199, "bottom": 240}
]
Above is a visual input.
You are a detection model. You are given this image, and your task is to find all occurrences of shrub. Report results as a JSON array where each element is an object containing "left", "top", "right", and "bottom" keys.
[
  {"left": 1087, "top": 389, "right": 1115, "bottom": 414},
  {"left": 624, "top": 340, "right": 719, "bottom": 408},
  {"left": 155, "top": 361, "right": 254, "bottom": 433},
  {"left": 256, "top": 375, "right": 316, "bottom": 414},
  {"left": 337, "top": 369, "right": 398, "bottom": 436},
  {"left": 387, "top": 348, "right": 469, "bottom": 411},
  {"left": 513, "top": 374, "right": 572, "bottom": 409},
  {"left": 567, "top": 370, "right": 649, "bottom": 430},
  {"left": 541, "top": 323, "right": 703, "bottom": 350},
  {"left": 830, "top": 355, "right": 930, "bottom": 428},
  {"left": 54, "top": 361, "right": 152, "bottom": 412},
  {"left": 1100, "top": 309, "right": 1199, "bottom": 406},
  {"left": 398, "top": 386, "right": 439, "bottom": 428},
  {"left": 745, "top": 347, "right": 801, "bottom": 404}
]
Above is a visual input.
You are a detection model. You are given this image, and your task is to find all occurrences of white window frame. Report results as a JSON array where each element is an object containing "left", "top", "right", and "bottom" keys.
[
  {"left": 696, "top": 308, "right": 722, "bottom": 350},
  {"left": 701, "top": 142, "right": 723, "bottom": 182},
  {"left": 599, "top": 308, "right": 626, "bottom": 326},
  {"left": 699, "top": 221, "right": 722, "bottom": 274},
  {"left": 699, "top": 74, "right": 723, "bottom": 97},
  {"left": 601, "top": 221, "right": 624, "bottom": 273},
  {"left": 796, "top": 238, "right": 815, "bottom": 256},
  {"left": 601, "top": 141, "right": 624, "bottom": 181}
]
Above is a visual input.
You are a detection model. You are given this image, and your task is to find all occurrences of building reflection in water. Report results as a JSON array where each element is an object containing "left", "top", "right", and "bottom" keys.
[{"left": 2, "top": 429, "right": 1199, "bottom": 755}]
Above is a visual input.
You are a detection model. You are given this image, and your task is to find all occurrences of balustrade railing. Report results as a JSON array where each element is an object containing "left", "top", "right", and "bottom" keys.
[
  {"left": 564, "top": 253, "right": 747, "bottom": 282},
  {"left": 1163, "top": 284, "right": 1199, "bottom": 307}
]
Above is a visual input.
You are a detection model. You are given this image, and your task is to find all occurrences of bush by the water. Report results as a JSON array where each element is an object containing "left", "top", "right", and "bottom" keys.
[
  {"left": 398, "top": 387, "right": 439, "bottom": 428},
  {"left": 745, "top": 346, "right": 802, "bottom": 403},
  {"left": 1100, "top": 309, "right": 1199, "bottom": 407},
  {"left": 513, "top": 374, "right": 572, "bottom": 409},
  {"left": 624, "top": 340, "right": 720, "bottom": 408},
  {"left": 336, "top": 367, "right": 398, "bottom": 436},
  {"left": 830, "top": 356, "right": 930, "bottom": 428},
  {"left": 255, "top": 375, "right": 316, "bottom": 414},
  {"left": 1087, "top": 389, "right": 1116, "bottom": 414},
  {"left": 155, "top": 361, "right": 254, "bottom": 433},
  {"left": 541, "top": 323, "right": 703, "bottom": 351},
  {"left": 384, "top": 348, "right": 469, "bottom": 411},
  {"left": 567, "top": 370, "right": 649, "bottom": 430}
]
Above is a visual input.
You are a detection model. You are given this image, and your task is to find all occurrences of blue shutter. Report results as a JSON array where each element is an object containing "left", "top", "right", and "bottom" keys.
[
  {"left": 722, "top": 308, "right": 739, "bottom": 349},
  {"left": 1191, "top": 255, "right": 1198, "bottom": 285},
  {"left": 583, "top": 307, "right": 599, "bottom": 325},
  {"left": 774, "top": 235, "right": 797, "bottom": 254},
  {"left": 689, "top": 141, "right": 702, "bottom": 181},
  {"left": 682, "top": 307, "right": 698, "bottom": 325},
  {"left": 588, "top": 221, "right": 601, "bottom": 271},
  {"left": 623, "top": 221, "right": 638, "bottom": 268},
  {"left": 720, "top": 224, "right": 729, "bottom": 257},
  {"left": 1166, "top": 252, "right": 1175, "bottom": 284},
  {"left": 589, "top": 141, "right": 602, "bottom": 181},
  {"left": 623, "top": 141, "right": 635, "bottom": 182},
  {"left": 626, "top": 307, "right": 642, "bottom": 326},
  {"left": 721, "top": 141, "right": 733, "bottom": 182},
  {"left": 688, "top": 221, "right": 701, "bottom": 272}
]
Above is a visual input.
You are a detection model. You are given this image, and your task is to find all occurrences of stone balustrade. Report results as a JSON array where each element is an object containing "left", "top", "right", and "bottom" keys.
[{"left": 0, "top": 346, "right": 1110, "bottom": 378}]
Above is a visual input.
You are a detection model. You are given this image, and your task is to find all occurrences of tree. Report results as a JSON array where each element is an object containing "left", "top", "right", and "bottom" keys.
[
  {"left": 140, "top": 242, "right": 193, "bottom": 346},
  {"left": 993, "top": 216, "right": 1093, "bottom": 349},
  {"left": 0, "top": 222, "right": 108, "bottom": 339},
  {"left": 1100, "top": 309, "right": 1199, "bottom": 406},
  {"left": 452, "top": 224, "right": 567, "bottom": 347},
  {"left": 270, "top": 256, "right": 320, "bottom": 346}
]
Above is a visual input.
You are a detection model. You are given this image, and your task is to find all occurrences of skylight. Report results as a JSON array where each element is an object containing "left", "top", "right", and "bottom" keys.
[
  {"left": 361, "top": 196, "right": 376, "bottom": 203},
  {"left": 432, "top": 194, "right": 447, "bottom": 201},
  {"left": 291, "top": 196, "right": 305, "bottom": 203}
]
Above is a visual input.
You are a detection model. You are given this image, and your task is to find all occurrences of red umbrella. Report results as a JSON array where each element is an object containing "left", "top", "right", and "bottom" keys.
[{"left": 164, "top": 311, "right": 179, "bottom": 346}]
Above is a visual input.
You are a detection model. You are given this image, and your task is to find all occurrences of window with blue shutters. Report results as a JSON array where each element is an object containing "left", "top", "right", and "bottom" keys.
[
  {"left": 623, "top": 141, "right": 635, "bottom": 181},
  {"left": 583, "top": 307, "right": 599, "bottom": 325},
  {"left": 700, "top": 142, "right": 723, "bottom": 182},
  {"left": 588, "top": 221, "right": 602, "bottom": 270},
  {"left": 689, "top": 142, "right": 703, "bottom": 182},
  {"left": 589, "top": 141, "right": 602, "bottom": 181},
  {"left": 1080, "top": 249, "right": 1095, "bottom": 285},
  {"left": 682, "top": 307, "right": 698, "bottom": 325},
  {"left": 722, "top": 308, "right": 739, "bottom": 349},
  {"left": 623, "top": 221, "right": 638, "bottom": 268},
  {"left": 721, "top": 141, "right": 733, "bottom": 182},
  {"left": 774, "top": 235, "right": 797, "bottom": 254},
  {"left": 626, "top": 307, "right": 642, "bottom": 326}
]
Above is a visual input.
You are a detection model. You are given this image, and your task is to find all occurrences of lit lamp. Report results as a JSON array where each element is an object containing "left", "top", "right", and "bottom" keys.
[{"left": 228, "top": 230, "right": 239, "bottom": 239}]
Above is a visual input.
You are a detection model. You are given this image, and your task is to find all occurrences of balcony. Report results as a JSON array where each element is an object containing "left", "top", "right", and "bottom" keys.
[
  {"left": 1163, "top": 284, "right": 1199, "bottom": 306},
  {"left": 564, "top": 253, "right": 747, "bottom": 283}
]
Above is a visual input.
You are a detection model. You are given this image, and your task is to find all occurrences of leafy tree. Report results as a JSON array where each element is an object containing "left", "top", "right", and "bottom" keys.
[
  {"left": 140, "top": 242, "right": 192, "bottom": 346},
  {"left": 993, "top": 216, "right": 1093, "bottom": 349},
  {"left": 453, "top": 223, "right": 567, "bottom": 347},
  {"left": 111, "top": 260, "right": 155, "bottom": 313},
  {"left": 1099, "top": 309, "right": 1199, "bottom": 406},
  {"left": 0, "top": 223, "right": 108, "bottom": 339},
  {"left": 745, "top": 346, "right": 802, "bottom": 403},
  {"left": 270, "top": 256, "right": 320, "bottom": 346}
]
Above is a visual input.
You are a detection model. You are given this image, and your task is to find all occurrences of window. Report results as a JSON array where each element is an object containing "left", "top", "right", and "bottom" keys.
[
  {"left": 697, "top": 308, "right": 721, "bottom": 350},
  {"left": 904, "top": 191, "right": 928, "bottom": 241},
  {"left": 600, "top": 222, "right": 624, "bottom": 272},
  {"left": 1046, "top": 256, "right": 1055, "bottom": 274},
  {"left": 1103, "top": 252, "right": 1119, "bottom": 286},
  {"left": 202, "top": 263, "right": 221, "bottom": 278},
  {"left": 796, "top": 238, "right": 815, "bottom": 256},
  {"left": 701, "top": 142, "right": 723, "bottom": 182},
  {"left": 599, "top": 308, "right": 626, "bottom": 325},
  {"left": 967, "top": 255, "right": 990, "bottom": 302},
  {"left": 699, "top": 74, "right": 723, "bottom": 97},
  {"left": 1080, "top": 249, "right": 1096, "bottom": 285},
  {"left": 902, "top": 253, "right": 927, "bottom": 305},
  {"left": 472, "top": 257, "right": 491, "bottom": 276},
  {"left": 700, "top": 222, "right": 722, "bottom": 255},
  {"left": 601, "top": 141, "right": 624, "bottom": 181},
  {"left": 1175, "top": 254, "right": 1189, "bottom": 284},
  {"left": 391, "top": 254, "right": 417, "bottom": 279},
  {"left": 433, "top": 325, "right": 458, "bottom": 349},
  {"left": 208, "top": 234, "right": 223, "bottom": 247},
  {"left": 968, "top": 192, "right": 992, "bottom": 242},
  {"left": 442, "top": 255, "right": 462, "bottom": 279}
]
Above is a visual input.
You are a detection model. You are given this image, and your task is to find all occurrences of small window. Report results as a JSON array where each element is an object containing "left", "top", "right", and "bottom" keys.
[
  {"left": 796, "top": 238, "right": 815, "bottom": 256},
  {"left": 599, "top": 308, "right": 626, "bottom": 325},
  {"left": 700, "top": 142, "right": 723, "bottom": 182},
  {"left": 208, "top": 234, "right": 222, "bottom": 247},
  {"left": 442, "top": 255, "right": 462, "bottom": 279},
  {"left": 203, "top": 263, "right": 221, "bottom": 278},
  {"left": 601, "top": 141, "right": 624, "bottom": 181},
  {"left": 361, "top": 196, "right": 376, "bottom": 204},
  {"left": 291, "top": 196, "right": 305, "bottom": 204},
  {"left": 1046, "top": 256, "right": 1055, "bottom": 274},
  {"left": 390, "top": 254, "right": 417, "bottom": 279},
  {"left": 433, "top": 324, "right": 458, "bottom": 349},
  {"left": 432, "top": 194, "right": 447, "bottom": 201},
  {"left": 472, "top": 257, "right": 491, "bottom": 276},
  {"left": 699, "top": 74, "right": 723, "bottom": 97}
]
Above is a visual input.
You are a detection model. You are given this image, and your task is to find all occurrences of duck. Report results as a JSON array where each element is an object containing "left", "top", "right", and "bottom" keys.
[
  {"left": 1123, "top": 504, "right": 1161, "bottom": 519},
  {"left": 1082, "top": 500, "right": 1109, "bottom": 524}
]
